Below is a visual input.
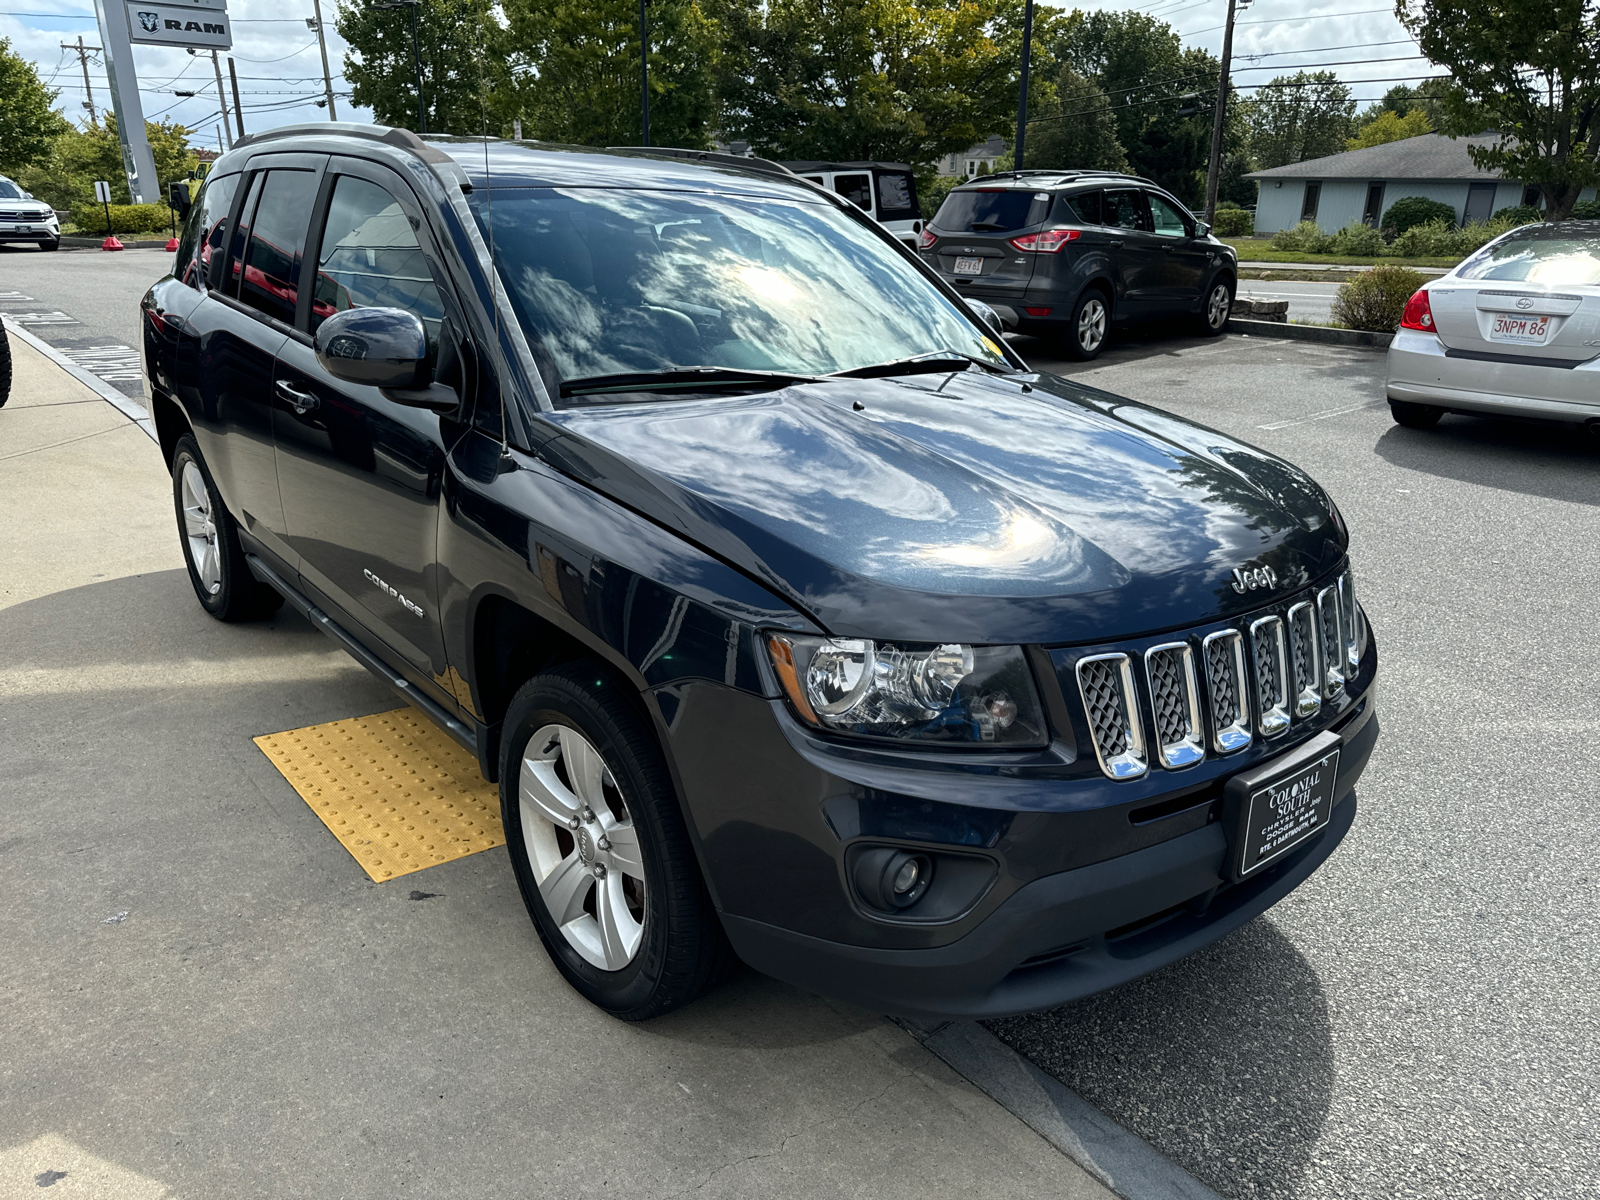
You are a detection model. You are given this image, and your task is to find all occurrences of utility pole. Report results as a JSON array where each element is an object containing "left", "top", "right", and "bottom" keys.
[
  {"left": 308, "top": 0, "right": 338, "bottom": 120},
  {"left": 90, "top": 0, "right": 160, "bottom": 201},
  {"left": 228, "top": 57, "right": 245, "bottom": 141},
  {"left": 639, "top": 0, "right": 650, "bottom": 145},
  {"left": 373, "top": 0, "right": 426, "bottom": 133},
  {"left": 62, "top": 36, "right": 102, "bottom": 126},
  {"left": 209, "top": 50, "right": 233, "bottom": 150},
  {"left": 1204, "top": 0, "right": 1249, "bottom": 224},
  {"left": 1013, "top": 0, "right": 1034, "bottom": 170}
]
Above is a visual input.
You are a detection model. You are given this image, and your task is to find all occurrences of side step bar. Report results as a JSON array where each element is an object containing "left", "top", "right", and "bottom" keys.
[{"left": 245, "top": 553, "right": 478, "bottom": 755}]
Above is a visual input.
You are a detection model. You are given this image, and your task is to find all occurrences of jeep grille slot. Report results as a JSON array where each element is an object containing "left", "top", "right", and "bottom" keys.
[
  {"left": 1338, "top": 570, "right": 1360, "bottom": 672},
  {"left": 1076, "top": 653, "right": 1148, "bottom": 779},
  {"left": 1316, "top": 585, "right": 1345, "bottom": 697},
  {"left": 1286, "top": 601, "right": 1323, "bottom": 719},
  {"left": 1143, "top": 643, "right": 1203, "bottom": 769},
  {"left": 1202, "top": 630, "right": 1252, "bottom": 753},
  {"left": 1249, "top": 615, "right": 1291, "bottom": 738}
]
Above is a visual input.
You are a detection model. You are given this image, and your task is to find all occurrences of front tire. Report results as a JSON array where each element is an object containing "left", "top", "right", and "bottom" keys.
[
  {"left": 1064, "top": 287, "right": 1111, "bottom": 360},
  {"left": 500, "top": 664, "right": 728, "bottom": 1020},
  {"left": 38, "top": 239, "right": 59, "bottom": 252},
  {"left": 170, "top": 435, "right": 283, "bottom": 620},
  {"left": 1389, "top": 399, "right": 1443, "bottom": 429},
  {"left": 1195, "top": 278, "right": 1233, "bottom": 336}
]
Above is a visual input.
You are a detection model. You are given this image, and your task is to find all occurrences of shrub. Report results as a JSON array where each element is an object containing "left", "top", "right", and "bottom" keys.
[
  {"left": 1331, "top": 265, "right": 1428, "bottom": 332},
  {"left": 1381, "top": 196, "right": 1457, "bottom": 234},
  {"left": 1492, "top": 204, "right": 1543, "bottom": 226},
  {"left": 1269, "top": 219, "right": 1335, "bottom": 254},
  {"left": 1387, "top": 218, "right": 1453, "bottom": 257},
  {"left": 68, "top": 200, "right": 174, "bottom": 235},
  {"left": 1571, "top": 200, "right": 1600, "bottom": 220},
  {"left": 1211, "top": 207, "right": 1254, "bottom": 237},
  {"left": 1331, "top": 222, "right": 1385, "bottom": 257}
]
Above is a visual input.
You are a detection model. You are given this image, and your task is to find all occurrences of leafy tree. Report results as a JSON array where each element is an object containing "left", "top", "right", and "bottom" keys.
[
  {"left": 0, "top": 37, "right": 71, "bottom": 177},
  {"left": 1399, "top": 0, "right": 1600, "bottom": 219},
  {"left": 499, "top": 0, "right": 720, "bottom": 147},
  {"left": 16, "top": 115, "right": 197, "bottom": 208},
  {"left": 1347, "top": 107, "right": 1432, "bottom": 150},
  {"left": 1023, "top": 66, "right": 1126, "bottom": 172},
  {"left": 1245, "top": 71, "right": 1355, "bottom": 168},
  {"left": 337, "top": 0, "right": 500, "bottom": 135}
]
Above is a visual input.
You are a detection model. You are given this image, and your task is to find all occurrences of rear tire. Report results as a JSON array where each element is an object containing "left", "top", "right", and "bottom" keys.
[
  {"left": 0, "top": 318, "right": 11, "bottom": 408},
  {"left": 500, "top": 663, "right": 730, "bottom": 1020},
  {"left": 1389, "top": 399, "right": 1443, "bottom": 429},
  {"left": 1063, "top": 287, "right": 1111, "bottom": 360},
  {"left": 170, "top": 435, "right": 283, "bottom": 621},
  {"left": 1195, "top": 278, "right": 1233, "bottom": 336}
]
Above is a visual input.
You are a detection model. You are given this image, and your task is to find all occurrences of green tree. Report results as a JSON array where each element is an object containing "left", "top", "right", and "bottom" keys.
[
  {"left": 1024, "top": 66, "right": 1126, "bottom": 173},
  {"left": 0, "top": 37, "right": 71, "bottom": 177},
  {"left": 1347, "top": 107, "right": 1432, "bottom": 150},
  {"left": 1245, "top": 71, "right": 1355, "bottom": 169},
  {"left": 1399, "top": 0, "right": 1600, "bottom": 219},
  {"left": 17, "top": 115, "right": 197, "bottom": 208},
  {"left": 499, "top": 0, "right": 720, "bottom": 147},
  {"left": 336, "top": 0, "right": 499, "bottom": 134}
]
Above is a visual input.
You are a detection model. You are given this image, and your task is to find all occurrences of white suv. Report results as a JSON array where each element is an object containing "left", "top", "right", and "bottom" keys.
[{"left": 0, "top": 175, "right": 61, "bottom": 251}]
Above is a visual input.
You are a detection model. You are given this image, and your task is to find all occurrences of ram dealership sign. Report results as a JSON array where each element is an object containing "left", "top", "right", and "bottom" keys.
[{"left": 125, "top": 0, "right": 232, "bottom": 49}]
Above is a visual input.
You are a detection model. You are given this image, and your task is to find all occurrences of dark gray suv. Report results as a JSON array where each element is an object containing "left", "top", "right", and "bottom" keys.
[{"left": 919, "top": 170, "right": 1238, "bottom": 359}]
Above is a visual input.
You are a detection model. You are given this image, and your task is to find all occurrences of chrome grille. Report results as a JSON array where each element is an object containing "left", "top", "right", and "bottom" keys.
[
  {"left": 1316, "top": 585, "right": 1345, "bottom": 696},
  {"left": 1338, "top": 571, "right": 1360, "bottom": 672},
  {"left": 1076, "top": 653, "right": 1147, "bottom": 779},
  {"left": 0, "top": 210, "right": 30, "bottom": 221},
  {"left": 1201, "top": 630, "right": 1251, "bottom": 752},
  {"left": 1249, "top": 615, "right": 1291, "bottom": 738},
  {"left": 1286, "top": 601, "right": 1322, "bottom": 719},
  {"left": 1143, "top": 643, "right": 1202, "bottom": 769}
]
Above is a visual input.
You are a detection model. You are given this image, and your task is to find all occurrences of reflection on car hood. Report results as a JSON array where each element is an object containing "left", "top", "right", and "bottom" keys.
[{"left": 536, "top": 371, "right": 1346, "bottom": 643}]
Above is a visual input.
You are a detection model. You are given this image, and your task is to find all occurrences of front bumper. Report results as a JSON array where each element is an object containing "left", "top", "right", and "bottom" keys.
[
  {"left": 0, "top": 222, "right": 58, "bottom": 242},
  {"left": 1386, "top": 327, "right": 1600, "bottom": 421}
]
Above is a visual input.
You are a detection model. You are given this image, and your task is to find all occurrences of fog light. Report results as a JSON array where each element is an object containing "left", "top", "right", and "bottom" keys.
[
  {"left": 892, "top": 857, "right": 921, "bottom": 895},
  {"left": 853, "top": 847, "right": 933, "bottom": 912}
]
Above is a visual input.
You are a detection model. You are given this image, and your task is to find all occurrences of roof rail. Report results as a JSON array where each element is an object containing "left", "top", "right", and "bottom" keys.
[
  {"left": 965, "top": 169, "right": 1157, "bottom": 187},
  {"left": 605, "top": 146, "right": 797, "bottom": 179},
  {"left": 229, "top": 122, "right": 456, "bottom": 165}
]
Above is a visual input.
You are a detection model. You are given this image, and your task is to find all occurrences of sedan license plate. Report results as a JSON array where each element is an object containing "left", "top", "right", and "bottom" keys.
[
  {"left": 1230, "top": 744, "right": 1340, "bottom": 879},
  {"left": 1489, "top": 313, "right": 1550, "bottom": 344},
  {"left": 953, "top": 256, "right": 984, "bottom": 276}
]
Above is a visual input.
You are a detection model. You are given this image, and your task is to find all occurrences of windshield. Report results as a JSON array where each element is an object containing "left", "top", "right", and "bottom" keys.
[
  {"left": 0, "top": 181, "right": 25, "bottom": 201},
  {"left": 1457, "top": 225, "right": 1600, "bottom": 286},
  {"left": 469, "top": 187, "right": 1005, "bottom": 401},
  {"left": 933, "top": 189, "right": 1045, "bottom": 233}
]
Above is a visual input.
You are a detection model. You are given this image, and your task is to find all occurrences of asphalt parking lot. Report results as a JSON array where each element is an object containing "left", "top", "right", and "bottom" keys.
[{"left": 5, "top": 250, "right": 1598, "bottom": 1200}]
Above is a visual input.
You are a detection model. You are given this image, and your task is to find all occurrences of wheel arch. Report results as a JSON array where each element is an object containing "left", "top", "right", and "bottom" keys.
[{"left": 149, "top": 389, "right": 192, "bottom": 468}]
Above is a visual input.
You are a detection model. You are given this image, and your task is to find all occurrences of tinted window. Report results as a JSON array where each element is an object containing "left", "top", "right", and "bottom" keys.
[
  {"left": 834, "top": 173, "right": 872, "bottom": 211},
  {"left": 1456, "top": 226, "right": 1600, "bottom": 285},
  {"left": 225, "top": 173, "right": 264, "bottom": 298},
  {"left": 177, "top": 171, "right": 238, "bottom": 290},
  {"left": 311, "top": 176, "right": 444, "bottom": 350},
  {"left": 876, "top": 172, "right": 916, "bottom": 219},
  {"left": 1147, "top": 193, "right": 1191, "bottom": 236},
  {"left": 1067, "top": 190, "right": 1103, "bottom": 225},
  {"left": 1105, "top": 190, "right": 1148, "bottom": 231},
  {"left": 239, "top": 170, "right": 317, "bottom": 325},
  {"left": 934, "top": 189, "right": 1045, "bottom": 233},
  {"left": 470, "top": 187, "right": 1007, "bottom": 402}
]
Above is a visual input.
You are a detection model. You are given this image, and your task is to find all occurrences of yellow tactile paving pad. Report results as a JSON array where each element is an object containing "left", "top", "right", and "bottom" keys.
[{"left": 254, "top": 708, "right": 504, "bottom": 882}]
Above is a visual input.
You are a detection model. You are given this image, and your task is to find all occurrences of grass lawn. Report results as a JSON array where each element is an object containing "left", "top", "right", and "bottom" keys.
[{"left": 1221, "top": 239, "right": 1458, "bottom": 269}]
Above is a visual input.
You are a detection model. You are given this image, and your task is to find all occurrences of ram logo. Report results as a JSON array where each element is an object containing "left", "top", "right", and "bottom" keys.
[{"left": 136, "top": 10, "right": 160, "bottom": 33}]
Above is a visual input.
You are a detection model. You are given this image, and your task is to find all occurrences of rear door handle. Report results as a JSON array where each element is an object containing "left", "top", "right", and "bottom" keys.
[
  {"left": 275, "top": 379, "right": 319, "bottom": 414},
  {"left": 1107, "top": 238, "right": 1124, "bottom": 248}
]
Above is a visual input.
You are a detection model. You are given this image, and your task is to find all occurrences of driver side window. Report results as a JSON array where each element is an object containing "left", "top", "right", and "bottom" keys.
[{"left": 1147, "top": 193, "right": 1192, "bottom": 237}]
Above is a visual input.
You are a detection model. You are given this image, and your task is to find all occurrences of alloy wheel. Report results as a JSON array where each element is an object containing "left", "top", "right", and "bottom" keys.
[
  {"left": 1078, "top": 297, "right": 1107, "bottom": 352},
  {"left": 518, "top": 724, "right": 647, "bottom": 971},
  {"left": 180, "top": 460, "right": 221, "bottom": 595},
  {"left": 1207, "top": 283, "right": 1231, "bottom": 329}
]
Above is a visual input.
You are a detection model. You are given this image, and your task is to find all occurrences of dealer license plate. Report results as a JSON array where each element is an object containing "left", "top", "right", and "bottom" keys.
[
  {"left": 1488, "top": 313, "right": 1550, "bottom": 344},
  {"left": 1234, "top": 746, "right": 1340, "bottom": 878},
  {"left": 953, "top": 256, "right": 984, "bottom": 276}
]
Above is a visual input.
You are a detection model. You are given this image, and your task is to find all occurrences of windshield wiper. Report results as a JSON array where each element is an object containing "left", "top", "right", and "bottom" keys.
[
  {"left": 558, "top": 367, "right": 823, "bottom": 397},
  {"left": 831, "top": 351, "right": 1013, "bottom": 381},
  {"left": 968, "top": 222, "right": 1008, "bottom": 231}
]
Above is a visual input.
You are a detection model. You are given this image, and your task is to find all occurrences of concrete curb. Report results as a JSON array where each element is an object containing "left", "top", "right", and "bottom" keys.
[
  {"left": 898, "top": 1019, "right": 1225, "bottom": 1200},
  {"left": 0, "top": 314, "right": 157, "bottom": 441},
  {"left": 1237, "top": 259, "right": 1450, "bottom": 278},
  {"left": 59, "top": 236, "right": 174, "bottom": 250},
  {"left": 1226, "top": 317, "right": 1394, "bottom": 350}
]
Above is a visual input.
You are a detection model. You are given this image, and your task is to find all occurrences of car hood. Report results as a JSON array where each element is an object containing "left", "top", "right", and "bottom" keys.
[
  {"left": 535, "top": 370, "right": 1346, "bottom": 644},
  {"left": 1, "top": 202, "right": 53, "bottom": 216}
]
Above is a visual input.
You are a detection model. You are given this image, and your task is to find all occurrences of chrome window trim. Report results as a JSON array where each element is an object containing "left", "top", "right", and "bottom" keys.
[
  {"left": 1316, "top": 585, "right": 1345, "bottom": 697},
  {"left": 1142, "top": 642, "right": 1204, "bottom": 770},
  {"left": 1201, "top": 629, "right": 1252, "bottom": 753},
  {"left": 1249, "top": 615, "right": 1291, "bottom": 739},
  {"left": 1075, "top": 652, "right": 1149, "bottom": 780},
  {"left": 1286, "top": 600, "right": 1323, "bottom": 719}
]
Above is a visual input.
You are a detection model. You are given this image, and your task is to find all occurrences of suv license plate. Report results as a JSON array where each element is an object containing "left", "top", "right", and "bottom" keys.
[
  {"left": 1231, "top": 745, "right": 1340, "bottom": 879},
  {"left": 953, "top": 256, "right": 984, "bottom": 276},
  {"left": 1489, "top": 313, "right": 1550, "bottom": 344}
]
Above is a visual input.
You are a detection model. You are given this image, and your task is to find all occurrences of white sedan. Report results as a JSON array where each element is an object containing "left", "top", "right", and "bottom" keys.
[{"left": 1385, "top": 221, "right": 1600, "bottom": 430}]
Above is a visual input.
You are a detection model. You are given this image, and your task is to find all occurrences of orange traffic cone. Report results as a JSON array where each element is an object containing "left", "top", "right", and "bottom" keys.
[
  {"left": 102, "top": 235, "right": 125, "bottom": 251},
  {"left": 165, "top": 237, "right": 179, "bottom": 251}
]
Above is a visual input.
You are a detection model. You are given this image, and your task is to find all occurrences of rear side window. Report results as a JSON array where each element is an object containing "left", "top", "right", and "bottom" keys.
[
  {"left": 933, "top": 189, "right": 1047, "bottom": 233},
  {"left": 176, "top": 172, "right": 238, "bottom": 291},
  {"left": 1104, "top": 189, "right": 1150, "bottom": 232},
  {"left": 1456, "top": 227, "right": 1600, "bottom": 285},
  {"left": 876, "top": 172, "right": 917, "bottom": 219},
  {"left": 834, "top": 173, "right": 872, "bottom": 211},
  {"left": 1066, "top": 190, "right": 1102, "bottom": 225},
  {"left": 311, "top": 175, "right": 445, "bottom": 350},
  {"left": 238, "top": 170, "right": 318, "bottom": 326}
]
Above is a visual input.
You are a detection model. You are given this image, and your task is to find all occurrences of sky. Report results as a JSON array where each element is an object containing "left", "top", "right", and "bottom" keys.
[{"left": 3, "top": 0, "right": 1429, "bottom": 154}]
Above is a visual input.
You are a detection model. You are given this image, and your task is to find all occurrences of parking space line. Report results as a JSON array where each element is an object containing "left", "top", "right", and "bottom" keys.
[
  {"left": 2, "top": 316, "right": 156, "bottom": 439},
  {"left": 1258, "top": 400, "right": 1385, "bottom": 430},
  {"left": 254, "top": 707, "right": 504, "bottom": 882}
]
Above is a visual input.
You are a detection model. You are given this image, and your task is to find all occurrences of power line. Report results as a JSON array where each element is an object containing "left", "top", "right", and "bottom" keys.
[{"left": 1182, "top": 8, "right": 1398, "bottom": 36}]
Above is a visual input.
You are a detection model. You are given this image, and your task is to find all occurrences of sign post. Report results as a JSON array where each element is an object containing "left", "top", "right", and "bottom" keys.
[
  {"left": 93, "top": 179, "right": 124, "bottom": 251},
  {"left": 90, "top": 0, "right": 161, "bottom": 203}
]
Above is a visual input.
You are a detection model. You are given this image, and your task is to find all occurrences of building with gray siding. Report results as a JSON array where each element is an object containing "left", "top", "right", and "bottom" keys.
[{"left": 1245, "top": 133, "right": 1597, "bottom": 234}]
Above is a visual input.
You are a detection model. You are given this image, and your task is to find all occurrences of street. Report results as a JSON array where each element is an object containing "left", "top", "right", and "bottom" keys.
[
  {"left": 4, "top": 251, "right": 1598, "bottom": 1200},
  {"left": 1234, "top": 280, "right": 1342, "bottom": 325}
]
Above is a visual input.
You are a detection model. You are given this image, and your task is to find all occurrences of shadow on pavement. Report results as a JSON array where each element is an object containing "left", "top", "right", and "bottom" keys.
[
  {"left": 1011, "top": 328, "right": 1225, "bottom": 377},
  {"left": 984, "top": 916, "right": 1332, "bottom": 1200},
  {"left": 1374, "top": 414, "right": 1600, "bottom": 507}
]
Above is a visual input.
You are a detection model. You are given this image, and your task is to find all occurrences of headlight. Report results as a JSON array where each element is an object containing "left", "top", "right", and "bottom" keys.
[{"left": 765, "top": 634, "right": 1047, "bottom": 746}]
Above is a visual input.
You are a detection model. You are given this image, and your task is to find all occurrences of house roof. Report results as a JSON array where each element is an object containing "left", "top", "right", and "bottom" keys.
[{"left": 1245, "top": 132, "right": 1504, "bottom": 181}]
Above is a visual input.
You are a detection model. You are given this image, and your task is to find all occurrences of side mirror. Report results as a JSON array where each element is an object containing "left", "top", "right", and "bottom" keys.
[
  {"left": 169, "top": 181, "right": 192, "bottom": 218},
  {"left": 314, "top": 307, "right": 458, "bottom": 411},
  {"left": 965, "top": 298, "right": 1007, "bottom": 337},
  {"left": 1194, "top": 220, "right": 1212, "bottom": 238}
]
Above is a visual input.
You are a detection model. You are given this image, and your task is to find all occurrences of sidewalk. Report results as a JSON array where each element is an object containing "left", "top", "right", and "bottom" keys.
[{"left": 0, "top": 339, "right": 1117, "bottom": 1200}]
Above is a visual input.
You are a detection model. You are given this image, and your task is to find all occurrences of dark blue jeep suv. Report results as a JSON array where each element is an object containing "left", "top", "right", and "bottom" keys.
[{"left": 141, "top": 125, "right": 1376, "bottom": 1022}]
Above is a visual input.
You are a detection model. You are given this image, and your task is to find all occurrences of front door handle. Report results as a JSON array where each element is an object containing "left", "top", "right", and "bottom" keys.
[
  {"left": 1107, "top": 238, "right": 1124, "bottom": 248},
  {"left": 276, "top": 379, "right": 319, "bottom": 415}
]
